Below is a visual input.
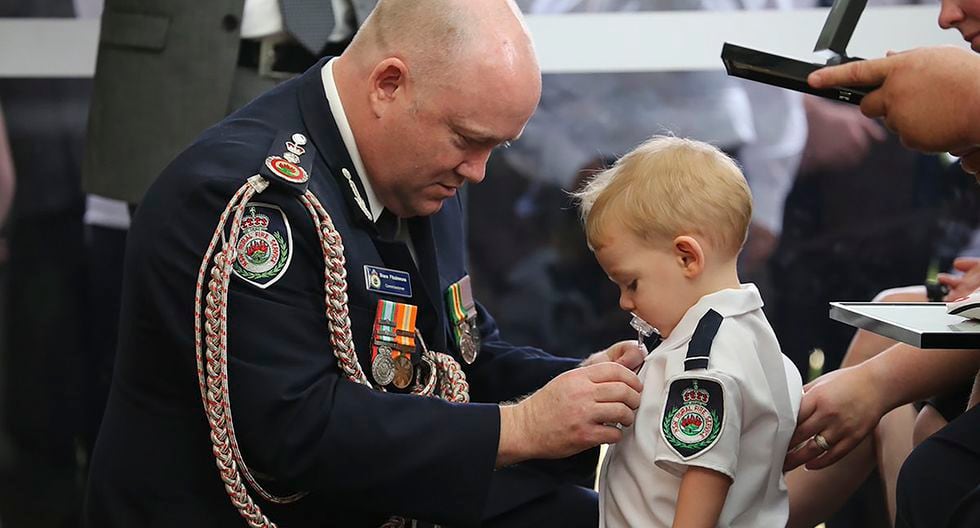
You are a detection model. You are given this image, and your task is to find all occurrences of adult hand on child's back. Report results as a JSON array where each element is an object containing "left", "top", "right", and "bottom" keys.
[{"left": 783, "top": 364, "right": 887, "bottom": 471}]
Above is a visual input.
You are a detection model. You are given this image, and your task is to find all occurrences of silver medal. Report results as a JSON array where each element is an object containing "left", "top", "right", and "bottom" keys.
[
  {"left": 372, "top": 346, "right": 395, "bottom": 386},
  {"left": 459, "top": 323, "right": 478, "bottom": 364}
]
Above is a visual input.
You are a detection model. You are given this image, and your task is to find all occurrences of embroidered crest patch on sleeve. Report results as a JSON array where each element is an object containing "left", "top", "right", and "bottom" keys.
[
  {"left": 231, "top": 203, "right": 293, "bottom": 289},
  {"left": 660, "top": 376, "right": 725, "bottom": 460}
]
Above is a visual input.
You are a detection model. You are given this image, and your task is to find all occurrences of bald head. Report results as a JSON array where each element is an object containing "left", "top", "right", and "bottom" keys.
[
  {"left": 345, "top": 0, "right": 539, "bottom": 91},
  {"left": 333, "top": 0, "right": 542, "bottom": 219}
]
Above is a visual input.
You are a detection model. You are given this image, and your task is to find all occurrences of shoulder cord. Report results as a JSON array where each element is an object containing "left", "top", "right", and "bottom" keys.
[{"left": 193, "top": 176, "right": 469, "bottom": 528}]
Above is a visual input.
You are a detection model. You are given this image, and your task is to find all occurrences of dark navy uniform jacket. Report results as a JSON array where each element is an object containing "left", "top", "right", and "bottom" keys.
[{"left": 84, "top": 59, "right": 583, "bottom": 527}]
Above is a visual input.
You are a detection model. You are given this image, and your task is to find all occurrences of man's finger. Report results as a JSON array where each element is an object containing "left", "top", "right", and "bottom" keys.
[
  {"left": 808, "top": 57, "right": 892, "bottom": 89},
  {"left": 585, "top": 362, "right": 643, "bottom": 391},
  {"left": 594, "top": 402, "right": 636, "bottom": 428},
  {"left": 613, "top": 341, "right": 646, "bottom": 370},
  {"left": 594, "top": 382, "right": 642, "bottom": 410},
  {"left": 593, "top": 424, "right": 624, "bottom": 445},
  {"left": 859, "top": 90, "right": 887, "bottom": 120}
]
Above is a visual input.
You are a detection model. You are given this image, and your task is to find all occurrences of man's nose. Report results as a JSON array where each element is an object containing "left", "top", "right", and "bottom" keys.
[
  {"left": 456, "top": 150, "right": 491, "bottom": 184},
  {"left": 938, "top": 0, "right": 964, "bottom": 29}
]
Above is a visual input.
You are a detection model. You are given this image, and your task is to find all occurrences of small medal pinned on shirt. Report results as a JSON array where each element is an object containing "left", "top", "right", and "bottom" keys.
[
  {"left": 371, "top": 299, "right": 418, "bottom": 388},
  {"left": 446, "top": 275, "right": 480, "bottom": 364},
  {"left": 260, "top": 131, "right": 313, "bottom": 195}
]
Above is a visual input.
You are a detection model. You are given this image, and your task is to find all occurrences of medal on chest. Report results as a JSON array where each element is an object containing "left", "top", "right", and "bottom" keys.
[
  {"left": 371, "top": 299, "right": 418, "bottom": 388},
  {"left": 445, "top": 275, "right": 480, "bottom": 364}
]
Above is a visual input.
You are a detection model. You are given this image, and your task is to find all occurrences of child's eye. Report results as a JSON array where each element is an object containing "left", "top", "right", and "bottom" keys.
[{"left": 627, "top": 280, "right": 638, "bottom": 292}]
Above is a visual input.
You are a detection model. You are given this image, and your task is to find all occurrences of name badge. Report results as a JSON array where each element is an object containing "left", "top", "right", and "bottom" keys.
[{"left": 364, "top": 265, "right": 413, "bottom": 298}]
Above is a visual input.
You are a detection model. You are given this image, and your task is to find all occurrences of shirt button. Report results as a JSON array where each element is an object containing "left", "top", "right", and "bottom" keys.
[{"left": 221, "top": 14, "right": 239, "bottom": 32}]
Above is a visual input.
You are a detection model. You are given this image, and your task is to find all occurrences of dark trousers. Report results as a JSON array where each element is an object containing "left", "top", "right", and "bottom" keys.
[{"left": 896, "top": 403, "right": 980, "bottom": 528}]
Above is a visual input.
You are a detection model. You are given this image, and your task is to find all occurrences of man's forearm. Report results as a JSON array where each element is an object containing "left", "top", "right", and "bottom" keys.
[{"left": 867, "top": 344, "right": 980, "bottom": 412}]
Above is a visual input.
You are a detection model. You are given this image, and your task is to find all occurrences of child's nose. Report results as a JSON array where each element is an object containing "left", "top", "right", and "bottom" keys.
[{"left": 619, "top": 293, "right": 634, "bottom": 312}]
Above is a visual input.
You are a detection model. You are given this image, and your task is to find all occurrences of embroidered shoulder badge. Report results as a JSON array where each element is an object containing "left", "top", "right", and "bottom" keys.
[
  {"left": 232, "top": 203, "right": 293, "bottom": 289},
  {"left": 660, "top": 376, "right": 725, "bottom": 460}
]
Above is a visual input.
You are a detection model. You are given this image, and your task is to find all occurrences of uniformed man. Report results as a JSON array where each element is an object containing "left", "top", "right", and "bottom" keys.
[{"left": 83, "top": 1, "right": 644, "bottom": 526}]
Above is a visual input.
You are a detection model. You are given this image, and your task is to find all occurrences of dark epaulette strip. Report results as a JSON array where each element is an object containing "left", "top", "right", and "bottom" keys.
[
  {"left": 259, "top": 130, "right": 314, "bottom": 196},
  {"left": 685, "top": 309, "right": 723, "bottom": 371}
]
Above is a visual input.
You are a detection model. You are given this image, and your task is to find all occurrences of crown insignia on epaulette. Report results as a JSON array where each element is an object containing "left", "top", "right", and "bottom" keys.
[{"left": 265, "top": 133, "right": 310, "bottom": 184}]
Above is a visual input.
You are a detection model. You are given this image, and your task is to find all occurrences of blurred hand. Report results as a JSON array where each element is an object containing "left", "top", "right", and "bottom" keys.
[
  {"left": 939, "top": 257, "right": 980, "bottom": 301},
  {"left": 740, "top": 222, "right": 779, "bottom": 277},
  {"left": 800, "top": 96, "right": 886, "bottom": 174},
  {"left": 582, "top": 339, "right": 646, "bottom": 371},
  {"left": 498, "top": 363, "right": 642, "bottom": 465},
  {"left": 783, "top": 364, "right": 887, "bottom": 471},
  {"left": 808, "top": 46, "right": 980, "bottom": 154}
]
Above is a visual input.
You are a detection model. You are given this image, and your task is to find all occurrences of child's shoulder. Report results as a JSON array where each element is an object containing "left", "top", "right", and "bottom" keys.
[{"left": 694, "top": 313, "right": 778, "bottom": 378}]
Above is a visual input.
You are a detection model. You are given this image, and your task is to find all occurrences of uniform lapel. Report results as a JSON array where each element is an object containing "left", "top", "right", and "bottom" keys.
[
  {"left": 297, "top": 60, "right": 447, "bottom": 352},
  {"left": 297, "top": 57, "right": 378, "bottom": 234},
  {"left": 408, "top": 216, "right": 448, "bottom": 352}
]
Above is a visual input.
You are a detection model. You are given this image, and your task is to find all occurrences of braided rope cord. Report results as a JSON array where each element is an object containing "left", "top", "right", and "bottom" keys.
[{"left": 194, "top": 176, "right": 472, "bottom": 528}]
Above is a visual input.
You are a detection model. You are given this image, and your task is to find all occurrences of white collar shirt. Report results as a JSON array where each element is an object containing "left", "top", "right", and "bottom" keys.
[
  {"left": 321, "top": 57, "right": 383, "bottom": 222},
  {"left": 320, "top": 59, "right": 416, "bottom": 261},
  {"left": 599, "top": 284, "right": 802, "bottom": 528}
]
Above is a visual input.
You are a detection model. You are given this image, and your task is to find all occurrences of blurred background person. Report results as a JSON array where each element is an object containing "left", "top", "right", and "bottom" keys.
[{"left": 0, "top": 0, "right": 90, "bottom": 525}]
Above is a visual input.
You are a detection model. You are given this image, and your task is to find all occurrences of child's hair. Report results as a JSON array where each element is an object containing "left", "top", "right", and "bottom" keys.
[{"left": 575, "top": 136, "right": 752, "bottom": 259}]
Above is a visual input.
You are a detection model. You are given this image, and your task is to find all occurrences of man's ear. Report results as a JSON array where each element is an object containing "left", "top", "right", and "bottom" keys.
[
  {"left": 673, "top": 236, "right": 704, "bottom": 279},
  {"left": 368, "top": 58, "right": 410, "bottom": 117}
]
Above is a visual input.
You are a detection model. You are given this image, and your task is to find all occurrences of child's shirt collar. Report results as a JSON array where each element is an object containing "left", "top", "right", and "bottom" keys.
[{"left": 645, "top": 284, "right": 764, "bottom": 361}]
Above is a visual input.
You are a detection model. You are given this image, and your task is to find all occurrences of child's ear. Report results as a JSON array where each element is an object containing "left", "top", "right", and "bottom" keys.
[{"left": 673, "top": 236, "right": 704, "bottom": 278}]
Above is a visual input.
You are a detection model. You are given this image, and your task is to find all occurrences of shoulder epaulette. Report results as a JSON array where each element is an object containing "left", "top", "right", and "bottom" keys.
[
  {"left": 259, "top": 130, "right": 314, "bottom": 195},
  {"left": 685, "top": 309, "right": 723, "bottom": 371}
]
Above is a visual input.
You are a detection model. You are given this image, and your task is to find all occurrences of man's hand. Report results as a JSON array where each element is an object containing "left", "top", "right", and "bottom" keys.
[
  {"left": 581, "top": 340, "right": 646, "bottom": 371},
  {"left": 939, "top": 257, "right": 980, "bottom": 301},
  {"left": 783, "top": 364, "right": 887, "bottom": 471},
  {"left": 497, "top": 363, "right": 642, "bottom": 467},
  {"left": 808, "top": 46, "right": 980, "bottom": 154}
]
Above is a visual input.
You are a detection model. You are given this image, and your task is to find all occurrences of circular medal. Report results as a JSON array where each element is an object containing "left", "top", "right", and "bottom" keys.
[
  {"left": 372, "top": 347, "right": 395, "bottom": 386},
  {"left": 392, "top": 354, "right": 414, "bottom": 389}
]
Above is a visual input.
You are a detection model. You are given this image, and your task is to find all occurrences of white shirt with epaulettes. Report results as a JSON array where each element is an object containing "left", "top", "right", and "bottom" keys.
[{"left": 599, "top": 284, "right": 803, "bottom": 528}]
